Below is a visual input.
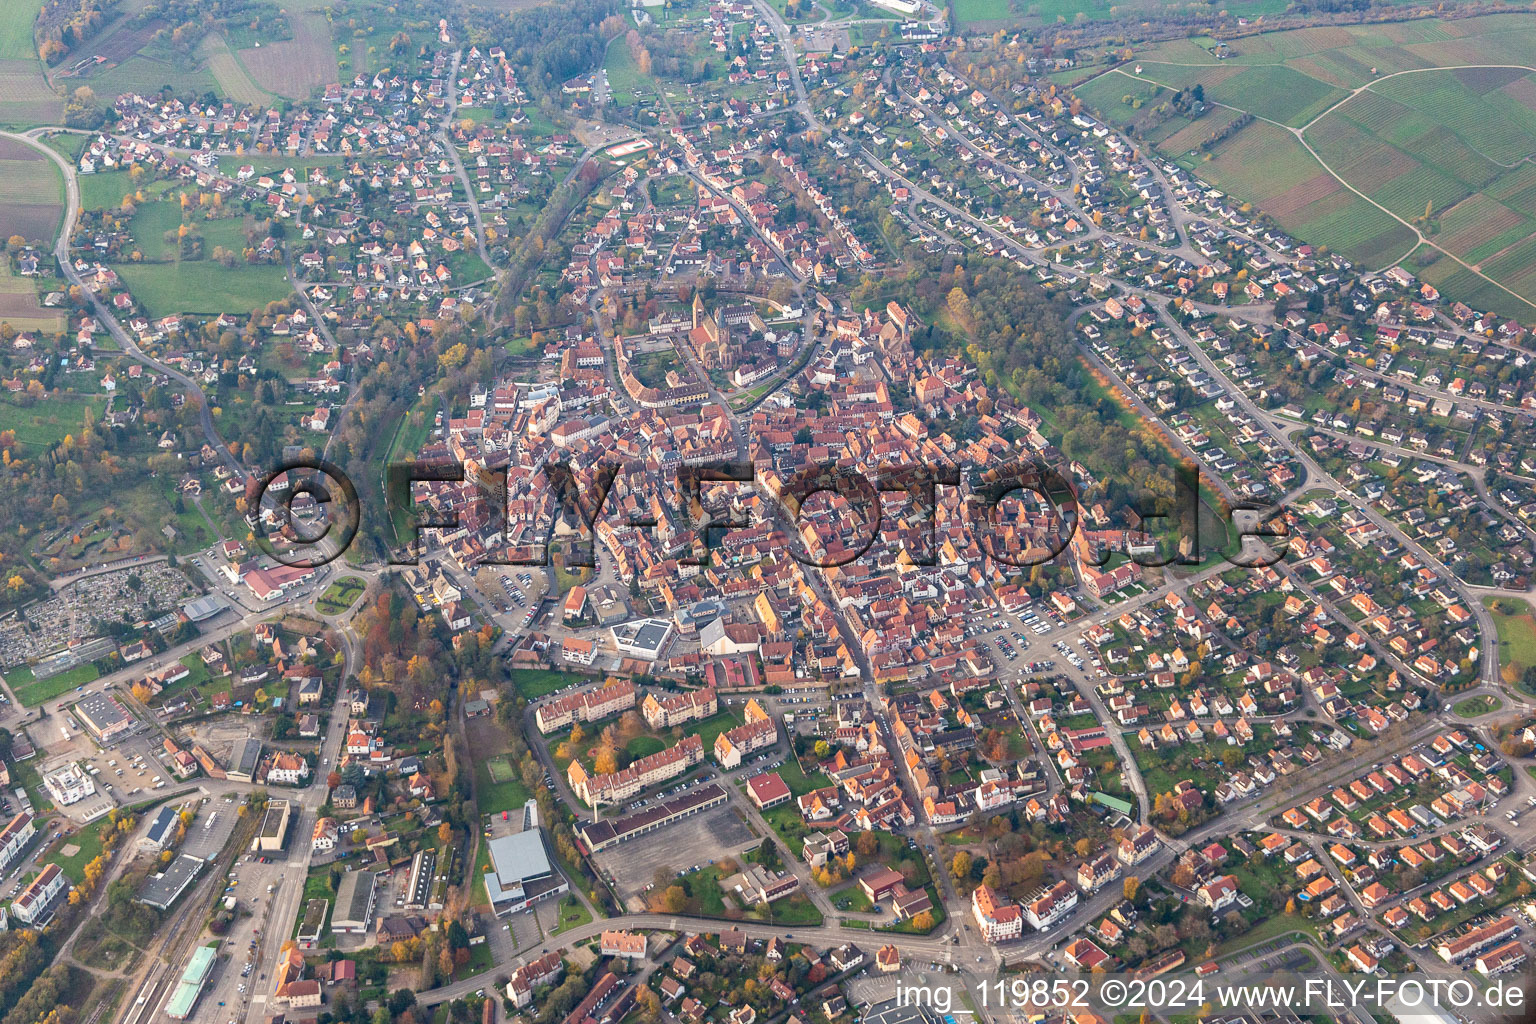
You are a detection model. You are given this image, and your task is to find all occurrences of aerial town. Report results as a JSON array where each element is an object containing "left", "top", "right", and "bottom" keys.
[{"left": 4, "top": 1, "right": 1536, "bottom": 1024}]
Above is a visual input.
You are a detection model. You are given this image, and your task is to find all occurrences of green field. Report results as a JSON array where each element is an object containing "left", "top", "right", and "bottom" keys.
[
  {"left": 12, "top": 661, "right": 101, "bottom": 706},
  {"left": 1095, "top": 18, "right": 1536, "bottom": 312},
  {"left": 126, "top": 200, "right": 186, "bottom": 261},
  {"left": 86, "top": 55, "right": 219, "bottom": 106},
  {"left": 50, "top": 812, "right": 120, "bottom": 883},
  {"left": 0, "top": 153, "right": 63, "bottom": 205},
  {"left": 78, "top": 171, "right": 136, "bottom": 213},
  {"left": 604, "top": 41, "right": 645, "bottom": 106},
  {"left": 475, "top": 756, "right": 532, "bottom": 815},
  {"left": 113, "top": 260, "right": 291, "bottom": 317},
  {"left": 1487, "top": 597, "right": 1536, "bottom": 680},
  {"left": 1132, "top": 62, "right": 1345, "bottom": 129},
  {"left": 953, "top": 0, "right": 1013, "bottom": 28},
  {"left": 509, "top": 668, "right": 577, "bottom": 700},
  {"left": 0, "top": 0, "right": 41, "bottom": 60},
  {"left": 1007, "top": 0, "right": 1297, "bottom": 26},
  {"left": 0, "top": 393, "right": 108, "bottom": 449}
]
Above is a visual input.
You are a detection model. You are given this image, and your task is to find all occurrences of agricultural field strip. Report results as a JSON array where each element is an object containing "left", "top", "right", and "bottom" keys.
[{"left": 1111, "top": 61, "right": 1536, "bottom": 311}]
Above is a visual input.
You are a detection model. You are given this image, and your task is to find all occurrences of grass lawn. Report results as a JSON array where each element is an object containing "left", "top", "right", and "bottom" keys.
[
  {"left": 475, "top": 756, "right": 533, "bottom": 816},
  {"left": 549, "top": 893, "right": 592, "bottom": 935},
  {"left": 774, "top": 754, "right": 829, "bottom": 797},
  {"left": 509, "top": 669, "right": 578, "bottom": 700},
  {"left": 0, "top": 0, "right": 43, "bottom": 60},
  {"left": 13, "top": 661, "right": 100, "bottom": 706},
  {"left": 1453, "top": 694, "right": 1502, "bottom": 718},
  {"left": 604, "top": 40, "right": 646, "bottom": 105},
  {"left": 50, "top": 815, "right": 113, "bottom": 883},
  {"left": 303, "top": 865, "right": 336, "bottom": 906},
  {"left": 453, "top": 942, "right": 493, "bottom": 980},
  {"left": 316, "top": 575, "right": 365, "bottom": 616},
  {"left": 1486, "top": 597, "right": 1536, "bottom": 680},
  {"left": 77, "top": 171, "right": 142, "bottom": 214},
  {"left": 832, "top": 884, "right": 873, "bottom": 912},
  {"left": 952, "top": 0, "right": 1011, "bottom": 26},
  {"left": 113, "top": 260, "right": 291, "bottom": 318},
  {"left": 626, "top": 736, "right": 664, "bottom": 758},
  {"left": 1211, "top": 914, "right": 1313, "bottom": 958},
  {"left": 0, "top": 394, "right": 108, "bottom": 449},
  {"left": 690, "top": 709, "right": 744, "bottom": 754}
]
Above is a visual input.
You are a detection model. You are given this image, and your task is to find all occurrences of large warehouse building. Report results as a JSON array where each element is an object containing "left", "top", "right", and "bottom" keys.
[{"left": 483, "top": 803, "right": 568, "bottom": 916}]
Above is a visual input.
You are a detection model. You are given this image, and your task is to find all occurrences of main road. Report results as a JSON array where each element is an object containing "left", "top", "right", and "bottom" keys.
[{"left": 1, "top": 129, "right": 247, "bottom": 484}]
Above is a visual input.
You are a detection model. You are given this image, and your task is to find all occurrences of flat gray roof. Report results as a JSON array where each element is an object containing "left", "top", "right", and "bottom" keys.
[
  {"left": 75, "top": 692, "right": 130, "bottom": 732},
  {"left": 488, "top": 829, "right": 552, "bottom": 887},
  {"left": 138, "top": 854, "right": 202, "bottom": 910},
  {"left": 333, "top": 870, "right": 377, "bottom": 928},
  {"left": 183, "top": 595, "right": 228, "bottom": 621},
  {"left": 231, "top": 736, "right": 262, "bottom": 777}
]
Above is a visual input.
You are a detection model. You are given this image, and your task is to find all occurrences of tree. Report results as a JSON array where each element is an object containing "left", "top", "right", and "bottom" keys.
[
  {"left": 661, "top": 885, "right": 688, "bottom": 913},
  {"left": 910, "top": 910, "right": 935, "bottom": 931},
  {"left": 594, "top": 746, "right": 619, "bottom": 776},
  {"left": 1074, "top": 838, "right": 1094, "bottom": 858},
  {"left": 950, "top": 851, "right": 972, "bottom": 881},
  {"left": 1123, "top": 875, "right": 1139, "bottom": 901}
]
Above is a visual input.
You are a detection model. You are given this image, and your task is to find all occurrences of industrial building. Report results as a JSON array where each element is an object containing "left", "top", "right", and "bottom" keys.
[
  {"left": 227, "top": 736, "right": 263, "bottom": 783},
  {"left": 610, "top": 618, "right": 674, "bottom": 660},
  {"left": 483, "top": 803, "right": 568, "bottom": 916},
  {"left": 255, "top": 799, "right": 292, "bottom": 852},
  {"left": 332, "top": 870, "right": 379, "bottom": 934},
  {"left": 73, "top": 692, "right": 134, "bottom": 743},
  {"left": 138, "top": 854, "right": 203, "bottom": 910}
]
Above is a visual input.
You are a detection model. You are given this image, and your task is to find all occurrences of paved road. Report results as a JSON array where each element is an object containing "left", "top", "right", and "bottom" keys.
[{"left": 1, "top": 130, "right": 247, "bottom": 484}]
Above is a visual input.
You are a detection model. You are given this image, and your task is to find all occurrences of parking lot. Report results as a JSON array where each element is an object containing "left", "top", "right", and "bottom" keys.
[
  {"left": 592, "top": 801, "right": 757, "bottom": 907},
  {"left": 473, "top": 568, "right": 545, "bottom": 628},
  {"left": 75, "top": 736, "right": 175, "bottom": 807},
  {"left": 202, "top": 798, "right": 309, "bottom": 1022}
]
